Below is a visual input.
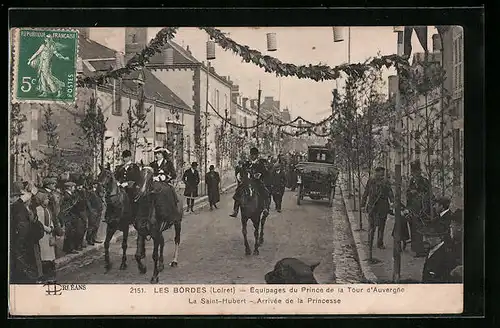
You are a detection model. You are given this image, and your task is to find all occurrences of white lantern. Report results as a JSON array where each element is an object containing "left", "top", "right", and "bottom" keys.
[
  {"left": 266, "top": 33, "right": 277, "bottom": 51},
  {"left": 115, "top": 52, "right": 125, "bottom": 69},
  {"left": 333, "top": 27, "right": 345, "bottom": 42},
  {"left": 165, "top": 48, "right": 174, "bottom": 65},
  {"left": 206, "top": 41, "right": 216, "bottom": 60},
  {"left": 393, "top": 26, "right": 405, "bottom": 33},
  {"left": 432, "top": 34, "right": 442, "bottom": 52}
]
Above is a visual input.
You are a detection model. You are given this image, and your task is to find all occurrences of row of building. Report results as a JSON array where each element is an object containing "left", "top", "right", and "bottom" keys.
[
  {"left": 11, "top": 27, "right": 292, "bottom": 187},
  {"left": 377, "top": 26, "right": 464, "bottom": 205}
]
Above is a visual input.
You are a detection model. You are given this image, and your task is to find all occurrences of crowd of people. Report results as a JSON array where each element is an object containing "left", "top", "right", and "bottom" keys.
[
  {"left": 360, "top": 161, "right": 463, "bottom": 283},
  {"left": 9, "top": 143, "right": 311, "bottom": 285},
  {"left": 10, "top": 174, "right": 104, "bottom": 284}
]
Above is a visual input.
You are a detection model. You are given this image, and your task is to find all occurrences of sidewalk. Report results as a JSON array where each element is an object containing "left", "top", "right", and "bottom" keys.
[
  {"left": 55, "top": 181, "right": 238, "bottom": 270},
  {"left": 339, "top": 173, "right": 425, "bottom": 283}
]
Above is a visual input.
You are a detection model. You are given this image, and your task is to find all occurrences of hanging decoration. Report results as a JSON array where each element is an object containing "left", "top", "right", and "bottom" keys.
[
  {"left": 332, "top": 27, "right": 345, "bottom": 42},
  {"left": 266, "top": 33, "right": 277, "bottom": 51},
  {"left": 77, "top": 26, "right": 410, "bottom": 87},
  {"left": 206, "top": 41, "right": 216, "bottom": 60}
]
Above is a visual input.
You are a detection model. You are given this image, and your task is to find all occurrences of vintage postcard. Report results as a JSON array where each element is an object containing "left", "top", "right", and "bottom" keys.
[{"left": 9, "top": 25, "right": 464, "bottom": 316}]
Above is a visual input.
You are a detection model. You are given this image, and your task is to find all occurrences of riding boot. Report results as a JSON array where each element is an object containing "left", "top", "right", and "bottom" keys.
[{"left": 230, "top": 200, "right": 239, "bottom": 217}]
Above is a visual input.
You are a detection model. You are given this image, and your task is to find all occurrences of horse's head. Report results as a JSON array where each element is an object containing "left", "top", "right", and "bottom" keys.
[
  {"left": 240, "top": 182, "right": 260, "bottom": 214},
  {"left": 134, "top": 166, "right": 154, "bottom": 202},
  {"left": 96, "top": 165, "right": 118, "bottom": 197}
]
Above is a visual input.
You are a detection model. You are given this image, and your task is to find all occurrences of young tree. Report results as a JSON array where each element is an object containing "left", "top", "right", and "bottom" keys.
[
  {"left": 10, "top": 103, "right": 28, "bottom": 180},
  {"left": 39, "top": 105, "right": 66, "bottom": 177},
  {"left": 74, "top": 93, "right": 108, "bottom": 176},
  {"left": 118, "top": 89, "right": 151, "bottom": 160}
]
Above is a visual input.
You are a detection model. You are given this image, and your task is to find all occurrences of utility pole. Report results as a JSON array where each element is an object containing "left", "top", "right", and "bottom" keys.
[
  {"left": 204, "top": 61, "right": 210, "bottom": 196},
  {"left": 256, "top": 81, "right": 262, "bottom": 148},
  {"left": 392, "top": 29, "right": 404, "bottom": 282}
]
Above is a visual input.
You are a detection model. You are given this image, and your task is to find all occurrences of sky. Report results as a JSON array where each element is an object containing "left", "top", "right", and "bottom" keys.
[{"left": 90, "top": 26, "right": 436, "bottom": 121}]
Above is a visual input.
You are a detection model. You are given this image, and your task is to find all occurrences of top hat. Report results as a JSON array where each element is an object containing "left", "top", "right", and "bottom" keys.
[
  {"left": 411, "top": 160, "right": 422, "bottom": 172},
  {"left": 374, "top": 166, "right": 385, "bottom": 172},
  {"left": 11, "top": 181, "right": 24, "bottom": 197},
  {"left": 209, "top": 164, "right": 215, "bottom": 170},
  {"left": 122, "top": 149, "right": 132, "bottom": 158},
  {"left": 250, "top": 147, "right": 259, "bottom": 155},
  {"left": 191, "top": 162, "right": 198, "bottom": 167}
]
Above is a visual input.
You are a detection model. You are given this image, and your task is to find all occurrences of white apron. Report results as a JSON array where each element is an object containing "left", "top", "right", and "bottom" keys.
[{"left": 36, "top": 206, "right": 56, "bottom": 261}]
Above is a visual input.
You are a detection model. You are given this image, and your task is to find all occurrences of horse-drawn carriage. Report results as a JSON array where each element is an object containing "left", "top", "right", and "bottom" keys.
[{"left": 296, "top": 145, "right": 339, "bottom": 207}]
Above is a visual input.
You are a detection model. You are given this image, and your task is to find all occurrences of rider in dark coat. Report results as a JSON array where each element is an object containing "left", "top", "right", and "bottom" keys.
[
  {"left": 115, "top": 150, "right": 141, "bottom": 201},
  {"left": 230, "top": 147, "right": 270, "bottom": 217},
  {"left": 148, "top": 147, "right": 181, "bottom": 226},
  {"left": 230, "top": 160, "right": 245, "bottom": 217}
]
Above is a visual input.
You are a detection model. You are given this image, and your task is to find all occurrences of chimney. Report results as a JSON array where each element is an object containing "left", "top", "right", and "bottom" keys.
[
  {"left": 264, "top": 96, "right": 274, "bottom": 102},
  {"left": 209, "top": 66, "right": 215, "bottom": 74},
  {"left": 388, "top": 75, "right": 397, "bottom": 100},
  {"left": 250, "top": 99, "right": 256, "bottom": 109},
  {"left": 242, "top": 97, "right": 249, "bottom": 109},
  {"left": 186, "top": 45, "right": 192, "bottom": 54}
]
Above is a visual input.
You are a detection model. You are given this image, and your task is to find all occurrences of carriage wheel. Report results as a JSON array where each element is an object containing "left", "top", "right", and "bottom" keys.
[
  {"left": 328, "top": 186, "right": 335, "bottom": 207},
  {"left": 296, "top": 185, "right": 303, "bottom": 205}
]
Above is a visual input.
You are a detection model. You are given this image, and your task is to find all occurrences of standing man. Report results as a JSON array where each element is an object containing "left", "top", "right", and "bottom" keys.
[
  {"left": 73, "top": 175, "right": 89, "bottom": 251},
  {"left": 115, "top": 149, "right": 142, "bottom": 218},
  {"left": 406, "top": 160, "right": 433, "bottom": 257},
  {"left": 205, "top": 165, "right": 221, "bottom": 210},
  {"left": 86, "top": 182, "right": 104, "bottom": 246},
  {"left": 270, "top": 162, "right": 287, "bottom": 212},
  {"left": 60, "top": 181, "right": 79, "bottom": 254},
  {"left": 183, "top": 162, "right": 200, "bottom": 213},
  {"left": 419, "top": 220, "right": 456, "bottom": 283},
  {"left": 361, "top": 167, "right": 394, "bottom": 260}
]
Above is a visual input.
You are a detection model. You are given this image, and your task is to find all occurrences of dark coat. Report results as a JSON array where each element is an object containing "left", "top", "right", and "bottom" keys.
[
  {"left": 421, "top": 242, "right": 457, "bottom": 283},
  {"left": 10, "top": 199, "right": 44, "bottom": 283},
  {"left": 361, "top": 177, "right": 394, "bottom": 217},
  {"left": 183, "top": 168, "right": 200, "bottom": 197},
  {"left": 149, "top": 159, "right": 176, "bottom": 181},
  {"left": 115, "top": 162, "right": 142, "bottom": 186},
  {"left": 270, "top": 169, "right": 287, "bottom": 195},
  {"left": 205, "top": 171, "right": 221, "bottom": 204},
  {"left": 406, "top": 174, "right": 433, "bottom": 220},
  {"left": 59, "top": 190, "right": 79, "bottom": 225}
]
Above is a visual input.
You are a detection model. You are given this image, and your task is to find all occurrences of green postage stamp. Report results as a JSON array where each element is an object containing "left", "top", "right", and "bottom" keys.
[{"left": 11, "top": 28, "right": 79, "bottom": 104}]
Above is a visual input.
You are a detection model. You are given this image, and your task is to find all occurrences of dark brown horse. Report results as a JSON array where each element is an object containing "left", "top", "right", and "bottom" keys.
[
  {"left": 96, "top": 167, "right": 132, "bottom": 272},
  {"left": 239, "top": 172, "right": 269, "bottom": 256},
  {"left": 134, "top": 166, "right": 183, "bottom": 284}
]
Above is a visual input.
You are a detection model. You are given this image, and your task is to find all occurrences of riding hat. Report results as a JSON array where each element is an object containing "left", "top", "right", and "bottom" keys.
[
  {"left": 191, "top": 162, "right": 198, "bottom": 167},
  {"left": 122, "top": 149, "right": 132, "bottom": 158},
  {"left": 64, "top": 181, "right": 76, "bottom": 188},
  {"left": 250, "top": 147, "right": 259, "bottom": 155},
  {"left": 153, "top": 146, "right": 171, "bottom": 154}
]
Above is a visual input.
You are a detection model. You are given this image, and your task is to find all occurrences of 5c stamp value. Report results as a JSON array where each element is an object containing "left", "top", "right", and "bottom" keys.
[{"left": 11, "top": 28, "right": 78, "bottom": 104}]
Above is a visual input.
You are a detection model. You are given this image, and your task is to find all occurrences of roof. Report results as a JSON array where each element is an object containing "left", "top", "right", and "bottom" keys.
[
  {"left": 148, "top": 39, "right": 200, "bottom": 65},
  {"left": 121, "top": 69, "right": 191, "bottom": 111},
  {"left": 78, "top": 34, "right": 117, "bottom": 61}
]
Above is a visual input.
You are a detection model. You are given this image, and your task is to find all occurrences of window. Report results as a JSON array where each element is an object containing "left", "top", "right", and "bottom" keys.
[
  {"left": 112, "top": 79, "right": 122, "bottom": 116},
  {"left": 131, "top": 34, "right": 137, "bottom": 43},
  {"left": 155, "top": 132, "right": 166, "bottom": 147}
]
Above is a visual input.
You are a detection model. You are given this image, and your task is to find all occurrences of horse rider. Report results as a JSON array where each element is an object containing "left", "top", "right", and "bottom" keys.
[
  {"left": 230, "top": 147, "right": 271, "bottom": 218},
  {"left": 148, "top": 146, "right": 181, "bottom": 224},
  {"left": 115, "top": 150, "right": 142, "bottom": 218},
  {"left": 149, "top": 146, "right": 177, "bottom": 185},
  {"left": 230, "top": 160, "right": 245, "bottom": 217}
]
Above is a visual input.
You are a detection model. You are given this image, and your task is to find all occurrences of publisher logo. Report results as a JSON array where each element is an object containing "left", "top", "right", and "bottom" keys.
[{"left": 43, "top": 282, "right": 63, "bottom": 296}]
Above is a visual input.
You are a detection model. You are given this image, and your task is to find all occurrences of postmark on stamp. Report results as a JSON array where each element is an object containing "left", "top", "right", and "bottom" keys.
[{"left": 11, "top": 28, "right": 78, "bottom": 104}]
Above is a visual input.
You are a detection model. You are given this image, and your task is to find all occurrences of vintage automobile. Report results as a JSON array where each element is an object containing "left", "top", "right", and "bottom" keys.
[{"left": 296, "top": 145, "right": 339, "bottom": 207}]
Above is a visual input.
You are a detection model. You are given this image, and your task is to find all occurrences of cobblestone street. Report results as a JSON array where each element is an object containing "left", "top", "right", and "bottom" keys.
[{"left": 58, "top": 189, "right": 363, "bottom": 284}]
